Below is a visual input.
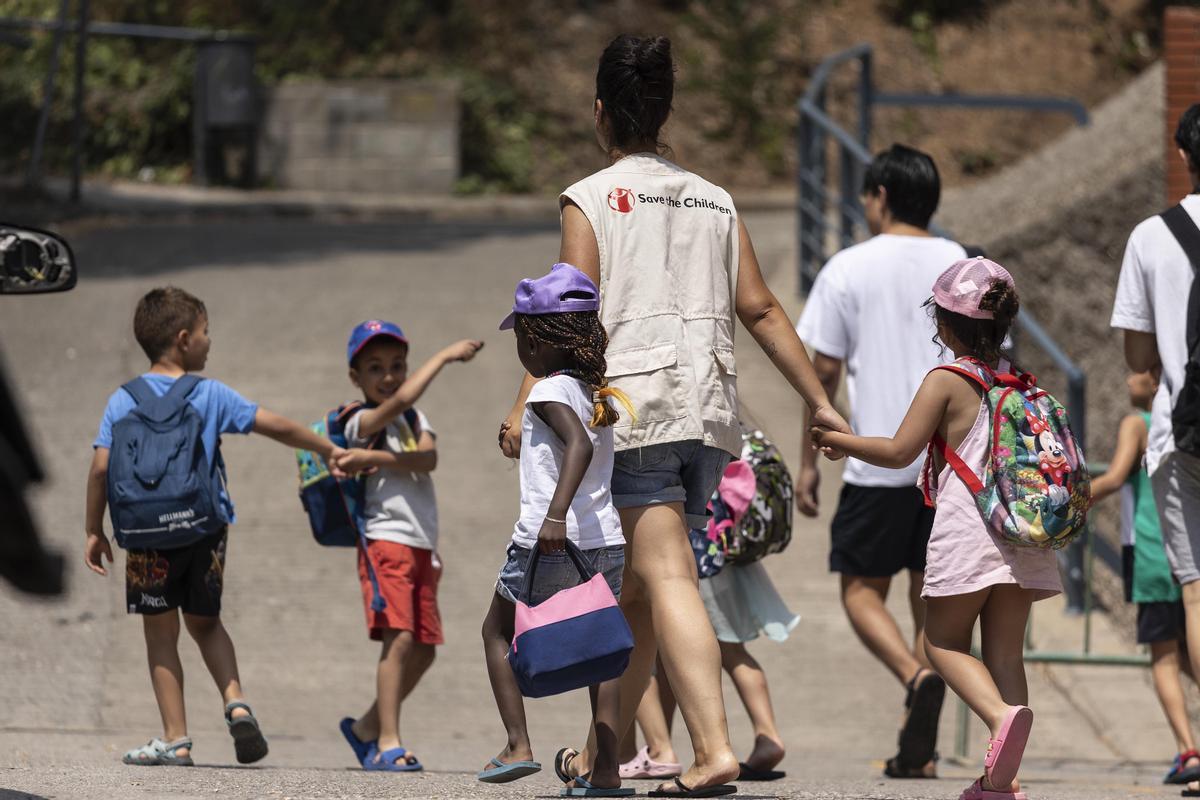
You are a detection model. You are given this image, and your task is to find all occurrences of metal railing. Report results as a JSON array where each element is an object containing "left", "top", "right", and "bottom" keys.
[{"left": 795, "top": 43, "right": 1147, "bottom": 761}]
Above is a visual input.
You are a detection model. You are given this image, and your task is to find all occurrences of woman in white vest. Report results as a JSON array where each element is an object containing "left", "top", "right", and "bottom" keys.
[{"left": 499, "top": 35, "right": 848, "bottom": 797}]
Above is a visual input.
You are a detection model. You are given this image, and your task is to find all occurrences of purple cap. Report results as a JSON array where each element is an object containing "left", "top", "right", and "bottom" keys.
[
  {"left": 347, "top": 320, "right": 408, "bottom": 364},
  {"left": 931, "top": 257, "right": 1015, "bottom": 320},
  {"left": 498, "top": 263, "right": 600, "bottom": 330}
]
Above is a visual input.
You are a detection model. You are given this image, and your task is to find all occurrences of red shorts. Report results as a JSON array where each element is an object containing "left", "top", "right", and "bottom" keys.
[{"left": 358, "top": 540, "right": 443, "bottom": 644}]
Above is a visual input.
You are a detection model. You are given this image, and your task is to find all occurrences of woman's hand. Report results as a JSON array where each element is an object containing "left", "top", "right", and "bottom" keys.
[
  {"left": 811, "top": 405, "right": 849, "bottom": 460},
  {"left": 537, "top": 518, "right": 567, "bottom": 554},
  {"left": 498, "top": 412, "right": 522, "bottom": 458}
]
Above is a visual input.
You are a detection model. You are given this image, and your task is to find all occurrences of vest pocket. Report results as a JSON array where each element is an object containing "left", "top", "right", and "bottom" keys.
[
  {"left": 605, "top": 342, "right": 689, "bottom": 431},
  {"left": 699, "top": 346, "right": 739, "bottom": 426}
]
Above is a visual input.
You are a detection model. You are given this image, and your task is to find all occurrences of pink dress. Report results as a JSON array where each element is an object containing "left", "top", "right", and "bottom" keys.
[{"left": 922, "top": 400, "right": 1063, "bottom": 600}]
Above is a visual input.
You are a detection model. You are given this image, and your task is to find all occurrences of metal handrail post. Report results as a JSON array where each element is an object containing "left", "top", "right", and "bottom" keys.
[
  {"left": 858, "top": 48, "right": 872, "bottom": 150},
  {"left": 839, "top": 146, "right": 858, "bottom": 248},
  {"left": 26, "top": 0, "right": 71, "bottom": 188},
  {"left": 69, "top": 0, "right": 88, "bottom": 203}
]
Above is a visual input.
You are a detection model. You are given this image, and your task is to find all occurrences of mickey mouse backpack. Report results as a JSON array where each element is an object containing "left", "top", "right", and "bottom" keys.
[{"left": 922, "top": 357, "right": 1091, "bottom": 549}]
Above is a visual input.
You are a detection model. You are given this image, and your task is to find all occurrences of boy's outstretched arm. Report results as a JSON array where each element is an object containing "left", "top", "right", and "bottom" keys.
[
  {"left": 813, "top": 371, "right": 952, "bottom": 469},
  {"left": 356, "top": 339, "right": 483, "bottom": 438},
  {"left": 531, "top": 401, "right": 593, "bottom": 555},
  {"left": 1090, "top": 414, "right": 1148, "bottom": 503},
  {"left": 336, "top": 431, "right": 437, "bottom": 475},
  {"left": 253, "top": 409, "right": 345, "bottom": 469},
  {"left": 84, "top": 447, "right": 114, "bottom": 576}
]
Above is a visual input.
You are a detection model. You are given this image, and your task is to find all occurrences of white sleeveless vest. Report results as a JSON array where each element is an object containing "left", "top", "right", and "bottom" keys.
[{"left": 561, "top": 154, "right": 741, "bottom": 455}]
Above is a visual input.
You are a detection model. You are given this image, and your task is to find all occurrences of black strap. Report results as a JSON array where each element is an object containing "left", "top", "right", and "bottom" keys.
[
  {"left": 519, "top": 540, "right": 594, "bottom": 603},
  {"left": 1160, "top": 204, "right": 1200, "bottom": 353}
]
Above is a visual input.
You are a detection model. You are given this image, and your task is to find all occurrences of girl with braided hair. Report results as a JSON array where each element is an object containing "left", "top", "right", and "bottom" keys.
[{"left": 479, "top": 264, "right": 635, "bottom": 794}]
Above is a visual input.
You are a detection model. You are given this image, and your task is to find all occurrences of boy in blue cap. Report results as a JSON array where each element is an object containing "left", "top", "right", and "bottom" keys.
[{"left": 335, "top": 320, "right": 483, "bottom": 771}]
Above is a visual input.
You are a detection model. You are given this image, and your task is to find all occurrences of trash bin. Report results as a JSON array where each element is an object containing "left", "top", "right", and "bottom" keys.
[{"left": 193, "top": 40, "right": 257, "bottom": 187}]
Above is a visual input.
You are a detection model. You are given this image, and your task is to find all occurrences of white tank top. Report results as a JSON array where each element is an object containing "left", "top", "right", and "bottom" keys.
[{"left": 561, "top": 154, "right": 741, "bottom": 455}]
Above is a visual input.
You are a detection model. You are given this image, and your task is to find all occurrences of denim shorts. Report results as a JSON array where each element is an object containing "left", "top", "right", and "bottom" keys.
[
  {"left": 495, "top": 543, "right": 625, "bottom": 605},
  {"left": 611, "top": 440, "right": 733, "bottom": 529}
]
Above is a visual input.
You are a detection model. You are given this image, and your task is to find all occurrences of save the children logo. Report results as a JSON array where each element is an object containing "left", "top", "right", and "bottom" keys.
[{"left": 608, "top": 187, "right": 636, "bottom": 213}]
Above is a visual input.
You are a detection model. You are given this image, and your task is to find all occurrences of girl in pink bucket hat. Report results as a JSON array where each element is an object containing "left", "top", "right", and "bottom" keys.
[{"left": 812, "top": 258, "right": 1066, "bottom": 800}]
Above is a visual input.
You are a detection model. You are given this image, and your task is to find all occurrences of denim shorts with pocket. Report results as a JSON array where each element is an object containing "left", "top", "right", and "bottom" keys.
[
  {"left": 495, "top": 543, "right": 625, "bottom": 605},
  {"left": 611, "top": 440, "right": 732, "bottom": 529}
]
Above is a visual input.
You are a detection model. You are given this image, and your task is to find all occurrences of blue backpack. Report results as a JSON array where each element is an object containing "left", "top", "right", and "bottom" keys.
[
  {"left": 295, "top": 403, "right": 420, "bottom": 611},
  {"left": 107, "top": 375, "right": 226, "bottom": 550}
]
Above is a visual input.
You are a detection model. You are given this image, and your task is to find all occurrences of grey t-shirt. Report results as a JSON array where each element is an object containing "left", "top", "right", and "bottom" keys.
[{"left": 345, "top": 408, "right": 438, "bottom": 550}]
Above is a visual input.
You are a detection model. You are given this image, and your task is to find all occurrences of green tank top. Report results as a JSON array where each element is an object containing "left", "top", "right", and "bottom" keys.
[{"left": 1129, "top": 411, "right": 1180, "bottom": 603}]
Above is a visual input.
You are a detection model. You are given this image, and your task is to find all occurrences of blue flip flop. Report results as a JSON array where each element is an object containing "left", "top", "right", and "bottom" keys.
[
  {"left": 363, "top": 744, "right": 423, "bottom": 772},
  {"left": 477, "top": 756, "right": 542, "bottom": 783},
  {"left": 339, "top": 717, "right": 374, "bottom": 766},
  {"left": 561, "top": 775, "right": 636, "bottom": 797}
]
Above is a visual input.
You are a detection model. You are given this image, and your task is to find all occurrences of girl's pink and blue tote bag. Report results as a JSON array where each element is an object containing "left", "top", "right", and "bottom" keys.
[{"left": 508, "top": 542, "right": 633, "bottom": 698}]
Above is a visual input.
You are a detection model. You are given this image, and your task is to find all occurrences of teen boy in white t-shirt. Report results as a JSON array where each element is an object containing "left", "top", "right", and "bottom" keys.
[
  {"left": 795, "top": 144, "right": 964, "bottom": 778},
  {"left": 1112, "top": 105, "right": 1200, "bottom": 705}
]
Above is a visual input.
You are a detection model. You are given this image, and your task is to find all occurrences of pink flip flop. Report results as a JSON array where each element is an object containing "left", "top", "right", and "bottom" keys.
[
  {"left": 984, "top": 705, "right": 1033, "bottom": 790},
  {"left": 959, "top": 778, "right": 1028, "bottom": 800},
  {"left": 619, "top": 746, "right": 682, "bottom": 780}
]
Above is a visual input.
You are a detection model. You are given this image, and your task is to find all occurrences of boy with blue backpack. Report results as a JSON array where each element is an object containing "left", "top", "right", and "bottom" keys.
[
  {"left": 331, "top": 320, "right": 482, "bottom": 772},
  {"left": 84, "top": 287, "right": 347, "bottom": 767}
]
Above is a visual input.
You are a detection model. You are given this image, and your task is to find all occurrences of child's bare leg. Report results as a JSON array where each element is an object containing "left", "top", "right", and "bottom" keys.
[
  {"left": 1150, "top": 640, "right": 1198, "bottom": 756},
  {"left": 352, "top": 641, "right": 436, "bottom": 742},
  {"left": 145, "top": 611, "right": 188, "bottom": 754},
  {"left": 976, "top": 585, "right": 1037, "bottom": 792},
  {"left": 183, "top": 613, "right": 249, "bottom": 722},
  {"left": 574, "top": 679, "right": 622, "bottom": 789},
  {"left": 638, "top": 671, "right": 679, "bottom": 764},
  {"left": 370, "top": 629, "right": 416, "bottom": 753},
  {"left": 720, "top": 641, "right": 784, "bottom": 771},
  {"left": 925, "top": 589, "right": 1007, "bottom": 729},
  {"left": 481, "top": 592, "right": 533, "bottom": 768}
]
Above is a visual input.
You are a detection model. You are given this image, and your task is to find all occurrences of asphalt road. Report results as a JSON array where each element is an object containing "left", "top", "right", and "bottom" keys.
[{"left": 0, "top": 211, "right": 1184, "bottom": 800}]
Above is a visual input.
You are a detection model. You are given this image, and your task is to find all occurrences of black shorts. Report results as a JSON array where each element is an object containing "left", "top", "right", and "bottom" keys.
[
  {"left": 830, "top": 484, "right": 933, "bottom": 577},
  {"left": 125, "top": 528, "right": 227, "bottom": 617},
  {"left": 1137, "top": 600, "right": 1186, "bottom": 645}
]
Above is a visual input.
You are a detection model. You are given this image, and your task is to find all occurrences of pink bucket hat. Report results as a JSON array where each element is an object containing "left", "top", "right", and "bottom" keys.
[{"left": 931, "top": 257, "right": 1015, "bottom": 320}]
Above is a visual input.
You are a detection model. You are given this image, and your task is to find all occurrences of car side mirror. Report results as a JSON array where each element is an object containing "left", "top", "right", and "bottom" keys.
[{"left": 0, "top": 223, "right": 76, "bottom": 294}]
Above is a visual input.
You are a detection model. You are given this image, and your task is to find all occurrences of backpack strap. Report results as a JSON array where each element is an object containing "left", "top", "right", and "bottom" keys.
[
  {"left": 930, "top": 432, "right": 985, "bottom": 495},
  {"left": 1161, "top": 204, "right": 1200, "bottom": 355},
  {"left": 922, "top": 358, "right": 992, "bottom": 506},
  {"left": 930, "top": 357, "right": 994, "bottom": 392},
  {"left": 120, "top": 377, "right": 158, "bottom": 407},
  {"left": 162, "top": 374, "right": 203, "bottom": 404}
]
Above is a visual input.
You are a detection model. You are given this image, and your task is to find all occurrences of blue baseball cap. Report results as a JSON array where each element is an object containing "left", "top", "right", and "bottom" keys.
[
  {"left": 347, "top": 320, "right": 408, "bottom": 364},
  {"left": 499, "top": 263, "right": 600, "bottom": 330}
]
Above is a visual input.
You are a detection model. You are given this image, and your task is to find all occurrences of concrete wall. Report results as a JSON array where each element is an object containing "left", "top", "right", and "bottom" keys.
[{"left": 258, "top": 79, "right": 459, "bottom": 194}]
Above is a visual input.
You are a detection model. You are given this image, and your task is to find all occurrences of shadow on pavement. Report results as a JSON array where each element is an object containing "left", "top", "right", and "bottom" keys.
[{"left": 70, "top": 218, "right": 560, "bottom": 279}]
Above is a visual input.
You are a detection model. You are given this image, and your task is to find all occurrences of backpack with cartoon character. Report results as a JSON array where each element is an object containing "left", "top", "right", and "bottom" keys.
[{"left": 922, "top": 357, "right": 1090, "bottom": 549}]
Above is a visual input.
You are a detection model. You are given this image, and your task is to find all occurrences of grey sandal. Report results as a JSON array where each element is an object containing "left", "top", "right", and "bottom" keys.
[
  {"left": 225, "top": 701, "right": 269, "bottom": 764},
  {"left": 122, "top": 737, "right": 194, "bottom": 766}
]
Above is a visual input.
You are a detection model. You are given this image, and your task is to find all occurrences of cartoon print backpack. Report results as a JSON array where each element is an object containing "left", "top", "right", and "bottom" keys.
[
  {"left": 107, "top": 375, "right": 227, "bottom": 550},
  {"left": 719, "top": 426, "right": 795, "bottom": 565},
  {"left": 922, "top": 357, "right": 1091, "bottom": 549},
  {"left": 294, "top": 402, "right": 420, "bottom": 609}
]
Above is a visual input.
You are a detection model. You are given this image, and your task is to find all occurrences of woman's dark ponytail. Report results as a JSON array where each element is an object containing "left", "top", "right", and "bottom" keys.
[{"left": 595, "top": 34, "right": 675, "bottom": 154}]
